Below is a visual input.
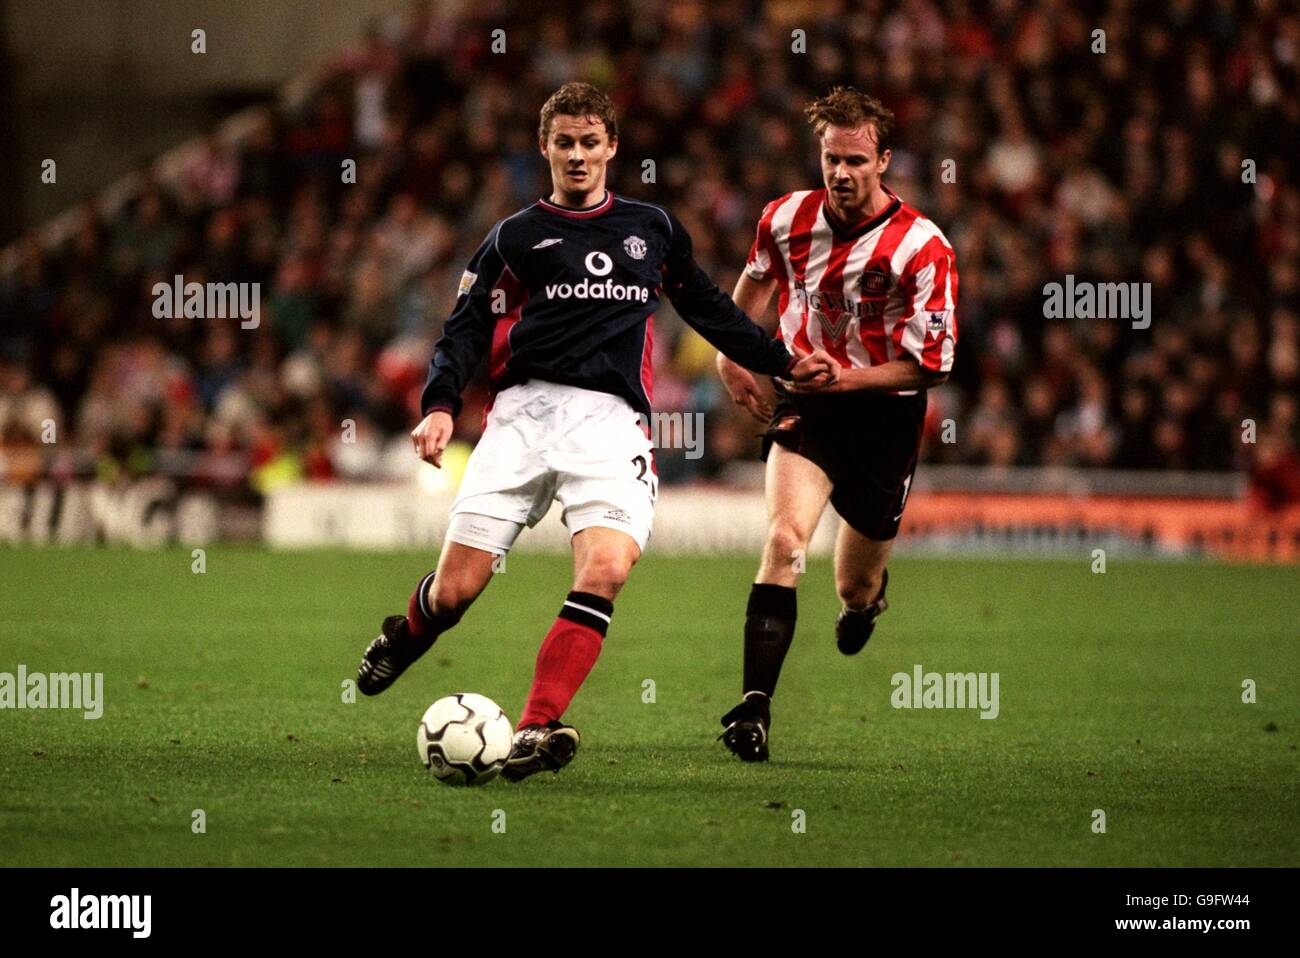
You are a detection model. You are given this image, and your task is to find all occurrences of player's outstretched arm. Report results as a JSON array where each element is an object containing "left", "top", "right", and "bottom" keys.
[
  {"left": 717, "top": 267, "right": 837, "bottom": 413},
  {"left": 788, "top": 345, "right": 839, "bottom": 383},
  {"left": 784, "top": 355, "right": 946, "bottom": 394},
  {"left": 661, "top": 210, "right": 833, "bottom": 383},
  {"left": 717, "top": 272, "right": 779, "bottom": 422}
]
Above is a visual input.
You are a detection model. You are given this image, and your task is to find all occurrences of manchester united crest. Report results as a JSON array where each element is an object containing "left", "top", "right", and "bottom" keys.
[{"left": 623, "top": 235, "right": 647, "bottom": 260}]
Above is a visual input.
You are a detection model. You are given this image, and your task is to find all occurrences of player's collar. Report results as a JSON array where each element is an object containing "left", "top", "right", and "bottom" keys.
[
  {"left": 822, "top": 185, "right": 901, "bottom": 240},
  {"left": 537, "top": 190, "right": 614, "bottom": 218}
]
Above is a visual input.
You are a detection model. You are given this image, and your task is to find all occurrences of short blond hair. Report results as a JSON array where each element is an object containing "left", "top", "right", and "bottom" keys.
[{"left": 805, "top": 86, "right": 895, "bottom": 153}]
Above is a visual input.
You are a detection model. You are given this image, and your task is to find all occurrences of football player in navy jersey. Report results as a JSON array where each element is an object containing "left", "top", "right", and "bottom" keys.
[{"left": 357, "top": 82, "right": 836, "bottom": 781}]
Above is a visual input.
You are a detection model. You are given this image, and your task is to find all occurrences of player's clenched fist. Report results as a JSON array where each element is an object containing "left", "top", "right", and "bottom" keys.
[
  {"left": 411, "top": 410, "right": 454, "bottom": 467},
  {"left": 787, "top": 347, "right": 840, "bottom": 388}
]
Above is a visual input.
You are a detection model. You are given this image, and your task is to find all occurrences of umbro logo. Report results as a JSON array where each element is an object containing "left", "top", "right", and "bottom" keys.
[{"left": 533, "top": 238, "right": 564, "bottom": 249}]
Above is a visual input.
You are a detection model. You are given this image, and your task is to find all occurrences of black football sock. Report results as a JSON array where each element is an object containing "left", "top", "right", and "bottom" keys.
[
  {"left": 405, "top": 571, "right": 462, "bottom": 646},
  {"left": 742, "top": 583, "right": 797, "bottom": 698}
]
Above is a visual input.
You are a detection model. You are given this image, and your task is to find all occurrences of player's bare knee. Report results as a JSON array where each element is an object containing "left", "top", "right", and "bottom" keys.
[
  {"left": 575, "top": 553, "right": 633, "bottom": 599},
  {"left": 430, "top": 592, "right": 470, "bottom": 622},
  {"left": 431, "top": 571, "right": 486, "bottom": 620},
  {"left": 766, "top": 522, "right": 811, "bottom": 568}
]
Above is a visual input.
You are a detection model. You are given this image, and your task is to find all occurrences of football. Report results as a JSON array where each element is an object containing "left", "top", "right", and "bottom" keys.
[{"left": 416, "top": 693, "right": 514, "bottom": 786}]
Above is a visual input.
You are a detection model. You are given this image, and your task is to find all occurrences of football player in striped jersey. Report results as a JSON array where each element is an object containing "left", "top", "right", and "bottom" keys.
[{"left": 717, "top": 88, "right": 958, "bottom": 761}]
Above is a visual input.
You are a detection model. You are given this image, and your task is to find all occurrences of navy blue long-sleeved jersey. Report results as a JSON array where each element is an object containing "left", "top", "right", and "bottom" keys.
[{"left": 419, "top": 191, "right": 796, "bottom": 421}]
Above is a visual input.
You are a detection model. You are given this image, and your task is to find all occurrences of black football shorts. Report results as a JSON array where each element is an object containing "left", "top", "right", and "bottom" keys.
[{"left": 760, "top": 389, "right": 927, "bottom": 541}]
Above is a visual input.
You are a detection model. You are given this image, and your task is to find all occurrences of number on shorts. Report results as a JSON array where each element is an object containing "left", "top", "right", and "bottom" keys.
[
  {"left": 893, "top": 474, "right": 913, "bottom": 521},
  {"left": 632, "top": 454, "right": 658, "bottom": 500}
]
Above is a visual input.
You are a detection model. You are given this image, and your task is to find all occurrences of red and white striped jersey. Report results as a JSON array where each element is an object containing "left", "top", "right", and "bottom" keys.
[{"left": 745, "top": 186, "right": 958, "bottom": 387}]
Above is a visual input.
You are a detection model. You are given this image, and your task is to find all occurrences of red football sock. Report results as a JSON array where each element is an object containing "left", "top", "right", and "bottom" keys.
[
  {"left": 406, "top": 570, "right": 439, "bottom": 637},
  {"left": 518, "top": 591, "right": 614, "bottom": 728}
]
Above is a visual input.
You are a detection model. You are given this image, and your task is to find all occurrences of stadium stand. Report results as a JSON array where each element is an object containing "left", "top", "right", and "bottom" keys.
[{"left": 2, "top": 0, "right": 1298, "bottom": 536}]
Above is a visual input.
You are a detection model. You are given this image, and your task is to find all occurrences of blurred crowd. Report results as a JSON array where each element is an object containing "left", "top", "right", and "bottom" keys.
[{"left": 1, "top": 0, "right": 1298, "bottom": 504}]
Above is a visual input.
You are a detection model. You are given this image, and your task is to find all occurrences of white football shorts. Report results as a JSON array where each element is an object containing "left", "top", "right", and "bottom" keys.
[{"left": 446, "top": 380, "right": 657, "bottom": 555}]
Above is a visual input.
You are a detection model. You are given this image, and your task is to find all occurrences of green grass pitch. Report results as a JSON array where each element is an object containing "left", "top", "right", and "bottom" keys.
[{"left": 1, "top": 545, "right": 1296, "bottom": 867}]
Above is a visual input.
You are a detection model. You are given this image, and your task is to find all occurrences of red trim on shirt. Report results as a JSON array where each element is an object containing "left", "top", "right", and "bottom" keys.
[
  {"left": 640, "top": 313, "right": 655, "bottom": 408},
  {"left": 536, "top": 190, "right": 615, "bottom": 219}
]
